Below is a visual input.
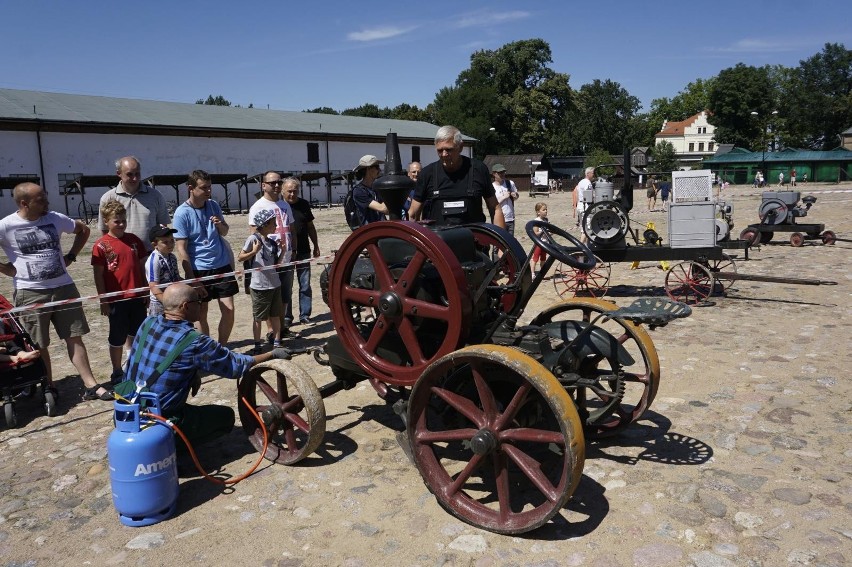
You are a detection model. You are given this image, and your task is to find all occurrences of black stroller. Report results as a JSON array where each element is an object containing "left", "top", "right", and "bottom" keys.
[{"left": 0, "top": 292, "right": 56, "bottom": 427}]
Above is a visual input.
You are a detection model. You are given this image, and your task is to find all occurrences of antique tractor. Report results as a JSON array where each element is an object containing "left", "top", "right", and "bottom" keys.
[
  {"left": 236, "top": 135, "right": 690, "bottom": 534},
  {"left": 740, "top": 190, "right": 836, "bottom": 246}
]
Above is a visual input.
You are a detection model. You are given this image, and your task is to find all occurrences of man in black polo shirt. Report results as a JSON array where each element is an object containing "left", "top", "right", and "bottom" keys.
[{"left": 408, "top": 125, "right": 504, "bottom": 228}]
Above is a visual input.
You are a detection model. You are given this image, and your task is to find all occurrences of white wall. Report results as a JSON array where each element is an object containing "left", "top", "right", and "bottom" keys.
[{"left": 0, "top": 130, "right": 431, "bottom": 218}]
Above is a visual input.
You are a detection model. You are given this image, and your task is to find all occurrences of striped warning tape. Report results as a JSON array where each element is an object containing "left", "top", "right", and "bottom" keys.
[{"left": 0, "top": 254, "right": 334, "bottom": 316}]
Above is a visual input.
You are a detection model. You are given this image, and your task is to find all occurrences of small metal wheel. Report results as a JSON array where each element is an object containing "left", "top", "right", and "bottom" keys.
[
  {"left": 552, "top": 254, "right": 610, "bottom": 298},
  {"left": 739, "top": 227, "right": 760, "bottom": 246},
  {"left": 530, "top": 298, "right": 661, "bottom": 438},
  {"left": 43, "top": 390, "right": 57, "bottom": 417},
  {"left": 664, "top": 261, "right": 714, "bottom": 304},
  {"left": 703, "top": 253, "right": 737, "bottom": 294},
  {"left": 790, "top": 232, "right": 804, "bottom": 247},
  {"left": 238, "top": 359, "right": 326, "bottom": 465},
  {"left": 4, "top": 402, "right": 17, "bottom": 428},
  {"left": 821, "top": 230, "right": 836, "bottom": 245},
  {"left": 759, "top": 231, "right": 773, "bottom": 244},
  {"left": 407, "top": 345, "right": 585, "bottom": 535},
  {"left": 328, "top": 221, "right": 472, "bottom": 386}
]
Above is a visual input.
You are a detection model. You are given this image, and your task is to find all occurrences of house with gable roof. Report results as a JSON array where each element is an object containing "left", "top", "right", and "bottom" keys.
[{"left": 653, "top": 111, "right": 716, "bottom": 170}]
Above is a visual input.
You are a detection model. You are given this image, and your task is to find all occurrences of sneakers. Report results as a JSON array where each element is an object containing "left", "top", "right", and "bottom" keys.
[
  {"left": 83, "top": 386, "right": 113, "bottom": 401},
  {"left": 280, "top": 328, "right": 301, "bottom": 339},
  {"left": 110, "top": 369, "right": 126, "bottom": 385},
  {"left": 299, "top": 317, "right": 311, "bottom": 325}
]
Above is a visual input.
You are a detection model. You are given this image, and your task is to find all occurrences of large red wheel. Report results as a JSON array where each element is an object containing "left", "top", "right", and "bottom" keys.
[
  {"left": 529, "top": 298, "right": 661, "bottom": 438},
  {"left": 552, "top": 255, "right": 610, "bottom": 298},
  {"left": 328, "top": 221, "right": 472, "bottom": 387},
  {"left": 464, "top": 223, "right": 532, "bottom": 314},
  {"left": 238, "top": 360, "right": 326, "bottom": 465},
  {"left": 407, "top": 345, "right": 585, "bottom": 534},
  {"left": 664, "top": 261, "right": 714, "bottom": 304}
]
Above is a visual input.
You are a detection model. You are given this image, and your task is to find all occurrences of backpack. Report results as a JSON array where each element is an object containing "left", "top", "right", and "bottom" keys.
[{"left": 343, "top": 186, "right": 362, "bottom": 231}]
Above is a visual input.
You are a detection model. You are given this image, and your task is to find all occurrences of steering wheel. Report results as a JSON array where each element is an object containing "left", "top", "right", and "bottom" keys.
[{"left": 525, "top": 219, "right": 596, "bottom": 270}]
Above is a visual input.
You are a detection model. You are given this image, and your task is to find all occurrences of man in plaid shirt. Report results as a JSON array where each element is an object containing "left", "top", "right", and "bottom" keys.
[{"left": 123, "top": 282, "right": 290, "bottom": 448}]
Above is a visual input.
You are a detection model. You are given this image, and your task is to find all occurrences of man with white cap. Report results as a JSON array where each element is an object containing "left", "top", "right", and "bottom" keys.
[{"left": 352, "top": 155, "right": 389, "bottom": 226}]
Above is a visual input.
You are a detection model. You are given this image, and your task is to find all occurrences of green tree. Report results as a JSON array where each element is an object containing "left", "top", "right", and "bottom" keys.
[
  {"left": 783, "top": 43, "right": 852, "bottom": 150},
  {"left": 389, "top": 103, "right": 430, "bottom": 122},
  {"left": 304, "top": 106, "right": 339, "bottom": 115},
  {"left": 585, "top": 148, "right": 615, "bottom": 176},
  {"left": 707, "top": 64, "right": 778, "bottom": 149},
  {"left": 649, "top": 140, "right": 677, "bottom": 174},
  {"left": 571, "top": 79, "right": 640, "bottom": 155},
  {"left": 342, "top": 104, "right": 389, "bottom": 118},
  {"left": 195, "top": 95, "right": 232, "bottom": 106}
]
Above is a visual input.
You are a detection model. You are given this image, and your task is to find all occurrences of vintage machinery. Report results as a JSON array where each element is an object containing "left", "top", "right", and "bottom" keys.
[
  {"left": 236, "top": 134, "right": 691, "bottom": 534},
  {"left": 739, "top": 191, "right": 836, "bottom": 246}
]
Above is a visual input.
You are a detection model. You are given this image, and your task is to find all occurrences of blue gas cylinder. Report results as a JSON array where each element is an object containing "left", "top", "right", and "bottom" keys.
[{"left": 107, "top": 392, "right": 178, "bottom": 527}]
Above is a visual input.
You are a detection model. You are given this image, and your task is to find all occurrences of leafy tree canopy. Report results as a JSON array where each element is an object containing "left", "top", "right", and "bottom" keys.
[{"left": 196, "top": 95, "right": 232, "bottom": 106}]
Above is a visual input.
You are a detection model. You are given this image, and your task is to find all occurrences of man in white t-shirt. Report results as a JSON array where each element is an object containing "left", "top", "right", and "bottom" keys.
[
  {"left": 491, "top": 164, "right": 519, "bottom": 235},
  {"left": 573, "top": 167, "right": 595, "bottom": 243},
  {"left": 0, "top": 183, "right": 111, "bottom": 401},
  {"left": 248, "top": 171, "right": 297, "bottom": 338}
]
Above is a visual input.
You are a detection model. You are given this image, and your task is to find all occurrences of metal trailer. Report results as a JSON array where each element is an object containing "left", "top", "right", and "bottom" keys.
[
  {"left": 553, "top": 171, "right": 835, "bottom": 303},
  {"left": 738, "top": 190, "right": 837, "bottom": 247}
]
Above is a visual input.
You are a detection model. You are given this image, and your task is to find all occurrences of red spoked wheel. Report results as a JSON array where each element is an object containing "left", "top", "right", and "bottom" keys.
[
  {"left": 407, "top": 345, "right": 585, "bottom": 534},
  {"left": 739, "top": 227, "right": 760, "bottom": 247},
  {"left": 328, "top": 221, "right": 472, "bottom": 387},
  {"left": 664, "top": 261, "right": 714, "bottom": 304},
  {"left": 702, "top": 253, "right": 737, "bottom": 294},
  {"left": 552, "top": 254, "right": 610, "bottom": 298},
  {"left": 238, "top": 360, "right": 326, "bottom": 465},
  {"left": 821, "top": 230, "right": 836, "bottom": 245},
  {"left": 529, "top": 298, "right": 661, "bottom": 438},
  {"left": 464, "top": 223, "right": 532, "bottom": 314},
  {"left": 790, "top": 232, "right": 805, "bottom": 247}
]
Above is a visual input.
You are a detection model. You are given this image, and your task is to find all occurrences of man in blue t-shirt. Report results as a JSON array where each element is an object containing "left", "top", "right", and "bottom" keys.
[
  {"left": 352, "top": 155, "right": 389, "bottom": 226},
  {"left": 173, "top": 170, "right": 238, "bottom": 345}
]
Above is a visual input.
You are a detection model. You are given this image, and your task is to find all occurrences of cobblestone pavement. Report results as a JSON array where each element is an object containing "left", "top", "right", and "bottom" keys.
[{"left": 0, "top": 184, "right": 849, "bottom": 566}]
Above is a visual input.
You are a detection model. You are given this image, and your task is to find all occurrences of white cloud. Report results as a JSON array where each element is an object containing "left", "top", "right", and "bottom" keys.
[
  {"left": 453, "top": 10, "right": 530, "bottom": 29},
  {"left": 347, "top": 26, "right": 416, "bottom": 42},
  {"left": 708, "top": 39, "right": 803, "bottom": 54}
]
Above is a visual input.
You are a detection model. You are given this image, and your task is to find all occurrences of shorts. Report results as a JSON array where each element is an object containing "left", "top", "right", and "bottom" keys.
[
  {"left": 250, "top": 287, "right": 284, "bottom": 321},
  {"left": 646, "top": 187, "right": 656, "bottom": 198},
  {"left": 107, "top": 297, "right": 147, "bottom": 347},
  {"left": 196, "top": 264, "right": 239, "bottom": 301},
  {"left": 13, "top": 283, "right": 90, "bottom": 348},
  {"left": 532, "top": 246, "right": 547, "bottom": 263}
]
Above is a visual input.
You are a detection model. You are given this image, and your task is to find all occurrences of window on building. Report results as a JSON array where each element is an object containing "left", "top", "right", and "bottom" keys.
[
  {"left": 307, "top": 143, "right": 320, "bottom": 163},
  {"left": 411, "top": 146, "right": 420, "bottom": 163},
  {"left": 699, "top": 143, "right": 704, "bottom": 152},
  {"left": 689, "top": 143, "right": 695, "bottom": 152},
  {"left": 709, "top": 142, "right": 715, "bottom": 152}
]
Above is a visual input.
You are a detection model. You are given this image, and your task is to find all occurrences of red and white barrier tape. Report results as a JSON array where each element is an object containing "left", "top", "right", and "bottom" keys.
[{"left": 0, "top": 254, "right": 334, "bottom": 316}]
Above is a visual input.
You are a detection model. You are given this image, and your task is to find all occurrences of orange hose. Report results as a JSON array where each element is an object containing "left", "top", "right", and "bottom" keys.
[{"left": 140, "top": 395, "right": 268, "bottom": 485}]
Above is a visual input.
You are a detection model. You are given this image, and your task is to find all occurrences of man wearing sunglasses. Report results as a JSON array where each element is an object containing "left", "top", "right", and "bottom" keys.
[
  {"left": 98, "top": 155, "right": 170, "bottom": 252},
  {"left": 408, "top": 125, "right": 504, "bottom": 228}
]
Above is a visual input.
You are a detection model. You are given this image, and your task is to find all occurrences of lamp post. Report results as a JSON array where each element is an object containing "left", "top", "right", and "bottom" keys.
[{"left": 750, "top": 110, "right": 778, "bottom": 184}]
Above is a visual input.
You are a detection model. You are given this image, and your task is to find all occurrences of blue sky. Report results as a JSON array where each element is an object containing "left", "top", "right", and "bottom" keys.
[{"left": 2, "top": 0, "right": 850, "bottom": 114}]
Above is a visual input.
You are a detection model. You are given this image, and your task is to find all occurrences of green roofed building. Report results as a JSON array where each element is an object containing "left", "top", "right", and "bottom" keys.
[{"left": 702, "top": 146, "right": 852, "bottom": 185}]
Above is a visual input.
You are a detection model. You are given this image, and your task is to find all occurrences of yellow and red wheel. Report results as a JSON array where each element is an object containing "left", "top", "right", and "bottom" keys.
[
  {"left": 327, "top": 221, "right": 472, "bottom": 387},
  {"left": 238, "top": 359, "right": 326, "bottom": 465},
  {"left": 407, "top": 345, "right": 585, "bottom": 534},
  {"left": 529, "top": 297, "right": 661, "bottom": 438}
]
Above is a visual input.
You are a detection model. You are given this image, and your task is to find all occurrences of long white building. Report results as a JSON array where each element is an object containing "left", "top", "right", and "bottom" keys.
[{"left": 0, "top": 88, "right": 453, "bottom": 218}]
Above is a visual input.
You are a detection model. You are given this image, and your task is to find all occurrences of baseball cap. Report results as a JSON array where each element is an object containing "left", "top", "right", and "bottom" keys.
[
  {"left": 149, "top": 224, "right": 177, "bottom": 241},
  {"left": 253, "top": 209, "right": 276, "bottom": 227},
  {"left": 355, "top": 155, "right": 384, "bottom": 171},
  {"left": 491, "top": 163, "right": 507, "bottom": 173}
]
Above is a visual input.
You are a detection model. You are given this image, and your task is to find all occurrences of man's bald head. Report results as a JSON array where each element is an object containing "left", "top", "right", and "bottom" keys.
[
  {"left": 13, "top": 182, "right": 41, "bottom": 206},
  {"left": 162, "top": 282, "right": 198, "bottom": 312}
]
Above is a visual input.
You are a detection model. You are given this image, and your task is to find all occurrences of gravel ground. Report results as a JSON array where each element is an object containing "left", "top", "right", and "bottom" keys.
[{"left": 0, "top": 182, "right": 849, "bottom": 566}]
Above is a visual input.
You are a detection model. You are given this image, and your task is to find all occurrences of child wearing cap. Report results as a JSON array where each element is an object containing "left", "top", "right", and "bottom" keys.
[
  {"left": 92, "top": 201, "right": 148, "bottom": 385},
  {"left": 145, "top": 224, "right": 181, "bottom": 317},
  {"left": 238, "top": 209, "right": 284, "bottom": 354}
]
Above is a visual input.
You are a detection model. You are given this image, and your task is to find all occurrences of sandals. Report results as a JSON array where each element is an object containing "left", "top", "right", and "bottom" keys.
[{"left": 83, "top": 386, "right": 113, "bottom": 401}]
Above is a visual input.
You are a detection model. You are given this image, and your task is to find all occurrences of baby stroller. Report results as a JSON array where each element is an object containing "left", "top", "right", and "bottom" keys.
[{"left": 0, "top": 293, "right": 56, "bottom": 427}]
